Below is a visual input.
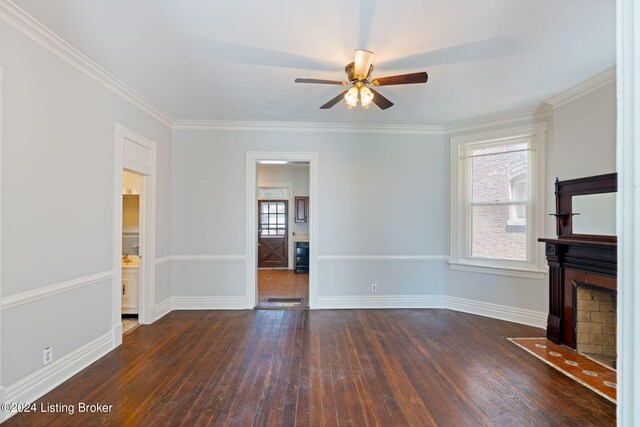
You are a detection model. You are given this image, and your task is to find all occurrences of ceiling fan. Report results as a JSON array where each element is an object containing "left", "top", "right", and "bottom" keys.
[{"left": 294, "top": 49, "right": 428, "bottom": 110}]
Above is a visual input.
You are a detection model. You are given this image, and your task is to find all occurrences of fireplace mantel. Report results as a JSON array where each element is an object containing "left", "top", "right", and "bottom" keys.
[
  {"left": 539, "top": 173, "right": 617, "bottom": 348},
  {"left": 539, "top": 238, "right": 617, "bottom": 347}
]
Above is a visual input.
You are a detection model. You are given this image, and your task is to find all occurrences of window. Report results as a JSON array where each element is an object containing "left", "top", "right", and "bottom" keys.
[
  {"left": 259, "top": 201, "right": 287, "bottom": 236},
  {"left": 450, "top": 124, "right": 546, "bottom": 276}
]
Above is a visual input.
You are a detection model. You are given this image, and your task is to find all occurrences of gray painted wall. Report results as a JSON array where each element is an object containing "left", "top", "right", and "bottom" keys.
[
  {"left": 171, "top": 129, "right": 447, "bottom": 298},
  {"left": 0, "top": 21, "right": 172, "bottom": 385}
]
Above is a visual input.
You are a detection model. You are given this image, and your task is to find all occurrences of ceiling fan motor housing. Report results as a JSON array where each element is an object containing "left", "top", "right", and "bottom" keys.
[{"left": 344, "top": 62, "right": 373, "bottom": 82}]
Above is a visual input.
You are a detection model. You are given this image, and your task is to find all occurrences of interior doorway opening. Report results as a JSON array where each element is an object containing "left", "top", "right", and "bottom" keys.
[
  {"left": 121, "top": 170, "right": 142, "bottom": 334},
  {"left": 256, "top": 162, "right": 310, "bottom": 309},
  {"left": 113, "top": 124, "right": 157, "bottom": 346}
]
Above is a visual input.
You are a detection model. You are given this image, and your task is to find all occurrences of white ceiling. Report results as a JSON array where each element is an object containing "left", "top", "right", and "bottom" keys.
[{"left": 14, "top": 0, "right": 615, "bottom": 125}]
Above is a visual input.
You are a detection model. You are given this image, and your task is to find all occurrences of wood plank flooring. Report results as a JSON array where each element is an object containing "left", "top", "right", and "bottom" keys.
[
  {"left": 5, "top": 310, "right": 616, "bottom": 426},
  {"left": 257, "top": 269, "right": 308, "bottom": 309}
]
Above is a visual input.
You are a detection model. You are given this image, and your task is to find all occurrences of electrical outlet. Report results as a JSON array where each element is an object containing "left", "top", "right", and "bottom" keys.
[
  {"left": 371, "top": 283, "right": 377, "bottom": 292},
  {"left": 43, "top": 346, "right": 53, "bottom": 366}
]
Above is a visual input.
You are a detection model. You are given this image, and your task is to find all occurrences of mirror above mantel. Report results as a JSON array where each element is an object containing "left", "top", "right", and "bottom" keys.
[
  {"left": 572, "top": 192, "right": 616, "bottom": 236},
  {"left": 552, "top": 172, "right": 617, "bottom": 243}
]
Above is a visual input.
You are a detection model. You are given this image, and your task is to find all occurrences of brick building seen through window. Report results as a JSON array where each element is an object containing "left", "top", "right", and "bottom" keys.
[{"left": 469, "top": 142, "right": 529, "bottom": 261}]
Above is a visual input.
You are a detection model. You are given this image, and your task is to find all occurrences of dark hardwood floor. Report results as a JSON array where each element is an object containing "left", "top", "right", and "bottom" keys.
[
  {"left": 6, "top": 310, "right": 615, "bottom": 426},
  {"left": 257, "top": 269, "right": 308, "bottom": 309}
]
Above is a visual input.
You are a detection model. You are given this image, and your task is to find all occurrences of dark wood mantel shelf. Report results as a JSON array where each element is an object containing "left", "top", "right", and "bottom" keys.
[{"left": 538, "top": 237, "right": 616, "bottom": 249}]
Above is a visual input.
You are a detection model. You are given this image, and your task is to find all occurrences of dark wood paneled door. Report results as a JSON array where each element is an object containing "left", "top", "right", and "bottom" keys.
[{"left": 258, "top": 200, "right": 288, "bottom": 268}]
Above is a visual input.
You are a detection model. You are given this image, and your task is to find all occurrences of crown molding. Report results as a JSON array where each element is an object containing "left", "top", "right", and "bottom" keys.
[
  {"left": 0, "top": 0, "right": 173, "bottom": 127},
  {"left": 172, "top": 119, "right": 444, "bottom": 135},
  {"left": 443, "top": 106, "right": 552, "bottom": 135},
  {"left": 546, "top": 66, "right": 616, "bottom": 109}
]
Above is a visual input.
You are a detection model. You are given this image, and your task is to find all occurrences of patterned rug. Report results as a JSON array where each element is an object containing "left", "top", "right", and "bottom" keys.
[{"left": 509, "top": 337, "right": 616, "bottom": 403}]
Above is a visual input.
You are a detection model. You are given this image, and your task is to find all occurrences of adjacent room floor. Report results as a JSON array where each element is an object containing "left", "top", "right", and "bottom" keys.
[
  {"left": 5, "top": 310, "right": 615, "bottom": 426},
  {"left": 256, "top": 269, "right": 308, "bottom": 309}
]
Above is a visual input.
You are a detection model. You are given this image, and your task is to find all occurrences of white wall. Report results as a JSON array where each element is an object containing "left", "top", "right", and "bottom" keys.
[
  {"left": 171, "top": 128, "right": 447, "bottom": 302},
  {"left": 444, "top": 81, "right": 617, "bottom": 319},
  {"left": 0, "top": 19, "right": 171, "bottom": 388}
]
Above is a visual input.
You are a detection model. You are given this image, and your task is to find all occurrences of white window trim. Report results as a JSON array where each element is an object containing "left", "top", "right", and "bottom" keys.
[{"left": 449, "top": 123, "right": 548, "bottom": 278}]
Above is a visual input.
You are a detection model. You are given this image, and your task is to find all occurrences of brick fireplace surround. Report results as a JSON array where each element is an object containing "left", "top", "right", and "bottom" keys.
[
  {"left": 539, "top": 238, "right": 617, "bottom": 364},
  {"left": 575, "top": 285, "right": 617, "bottom": 364}
]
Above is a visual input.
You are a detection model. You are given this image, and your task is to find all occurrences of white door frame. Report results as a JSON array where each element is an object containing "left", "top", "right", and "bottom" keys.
[
  {"left": 113, "top": 124, "right": 157, "bottom": 345},
  {"left": 617, "top": 0, "right": 639, "bottom": 423},
  {"left": 0, "top": 66, "right": 5, "bottom": 402},
  {"left": 246, "top": 152, "right": 318, "bottom": 309}
]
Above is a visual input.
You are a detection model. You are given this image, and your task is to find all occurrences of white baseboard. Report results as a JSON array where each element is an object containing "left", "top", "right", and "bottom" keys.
[
  {"left": 153, "top": 297, "right": 173, "bottom": 320},
  {"left": 317, "top": 295, "right": 445, "bottom": 309},
  {"left": 113, "top": 322, "right": 123, "bottom": 347},
  {"left": 1, "top": 330, "right": 114, "bottom": 422},
  {"left": 0, "top": 386, "right": 5, "bottom": 416},
  {"left": 172, "top": 296, "right": 246, "bottom": 310},
  {"left": 445, "top": 296, "right": 547, "bottom": 329}
]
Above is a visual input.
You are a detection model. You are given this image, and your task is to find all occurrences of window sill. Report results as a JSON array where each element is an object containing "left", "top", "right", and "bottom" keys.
[{"left": 448, "top": 261, "right": 548, "bottom": 280}]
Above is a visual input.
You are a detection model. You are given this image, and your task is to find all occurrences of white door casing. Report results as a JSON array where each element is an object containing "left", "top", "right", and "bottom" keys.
[
  {"left": 246, "top": 152, "right": 318, "bottom": 309},
  {"left": 113, "top": 124, "right": 157, "bottom": 346}
]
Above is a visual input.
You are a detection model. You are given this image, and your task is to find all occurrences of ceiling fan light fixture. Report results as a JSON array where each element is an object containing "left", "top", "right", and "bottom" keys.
[
  {"left": 344, "top": 86, "right": 359, "bottom": 108},
  {"left": 360, "top": 86, "right": 374, "bottom": 108}
]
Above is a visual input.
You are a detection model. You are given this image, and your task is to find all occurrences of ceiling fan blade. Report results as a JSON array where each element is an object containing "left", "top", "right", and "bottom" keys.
[
  {"left": 368, "top": 88, "right": 394, "bottom": 110},
  {"left": 295, "top": 78, "right": 348, "bottom": 85},
  {"left": 371, "top": 72, "right": 428, "bottom": 86},
  {"left": 320, "top": 90, "right": 349, "bottom": 109}
]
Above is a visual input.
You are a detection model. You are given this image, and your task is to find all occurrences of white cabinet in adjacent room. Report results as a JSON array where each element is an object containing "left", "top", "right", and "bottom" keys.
[{"left": 122, "top": 267, "right": 139, "bottom": 314}]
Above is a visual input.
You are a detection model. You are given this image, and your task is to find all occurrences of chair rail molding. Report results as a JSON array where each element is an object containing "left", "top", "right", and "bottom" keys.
[
  {"left": 1, "top": 271, "right": 114, "bottom": 310},
  {"left": 318, "top": 255, "right": 448, "bottom": 262}
]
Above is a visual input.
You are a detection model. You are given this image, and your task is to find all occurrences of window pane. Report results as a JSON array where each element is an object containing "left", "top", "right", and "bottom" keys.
[
  {"left": 277, "top": 203, "right": 285, "bottom": 213},
  {"left": 260, "top": 214, "right": 268, "bottom": 225},
  {"left": 471, "top": 204, "right": 526, "bottom": 261},
  {"left": 261, "top": 204, "right": 268, "bottom": 214},
  {"left": 277, "top": 214, "right": 285, "bottom": 224},
  {"left": 269, "top": 204, "right": 277, "bottom": 213},
  {"left": 277, "top": 229, "right": 285, "bottom": 235},
  {"left": 471, "top": 145, "right": 529, "bottom": 203}
]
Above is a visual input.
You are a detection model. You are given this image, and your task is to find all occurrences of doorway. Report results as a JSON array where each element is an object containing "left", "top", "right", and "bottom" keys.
[
  {"left": 113, "top": 124, "right": 157, "bottom": 346},
  {"left": 247, "top": 154, "right": 317, "bottom": 310},
  {"left": 121, "top": 170, "right": 142, "bottom": 334}
]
